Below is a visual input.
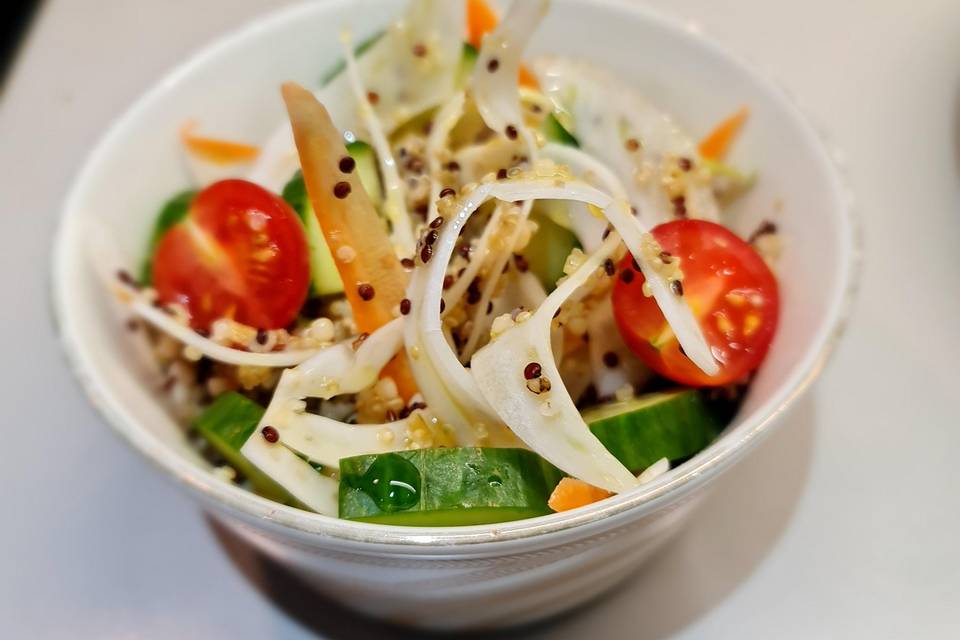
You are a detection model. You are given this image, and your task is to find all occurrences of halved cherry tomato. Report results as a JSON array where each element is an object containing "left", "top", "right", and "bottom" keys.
[
  {"left": 612, "top": 220, "right": 779, "bottom": 386},
  {"left": 152, "top": 179, "right": 310, "bottom": 331}
]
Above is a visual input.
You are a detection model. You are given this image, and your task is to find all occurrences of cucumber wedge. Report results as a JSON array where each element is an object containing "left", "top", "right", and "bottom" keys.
[
  {"left": 541, "top": 112, "right": 580, "bottom": 148},
  {"left": 584, "top": 390, "right": 722, "bottom": 472},
  {"left": 524, "top": 208, "right": 582, "bottom": 291},
  {"left": 193, "top": 392, "right": 293, "bottom": 503},
  {"left": 140, "top": 190, "right": 196, "bottom": 284},
  {"left": 339, "top": 448, "right": 564, "bottom": 526}
]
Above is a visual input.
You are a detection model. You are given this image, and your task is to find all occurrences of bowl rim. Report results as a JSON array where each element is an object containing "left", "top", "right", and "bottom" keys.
[{"left": 51, "top": 0, "right": 860, "bottom": 548}]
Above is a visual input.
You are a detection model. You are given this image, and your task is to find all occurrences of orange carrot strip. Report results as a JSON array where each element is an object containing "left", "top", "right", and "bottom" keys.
[
  {"left": 180, "top": 122, "right": 260, "bottom": 165},
  {"left": 548, "top": 477, "right": 613, "bottom": 512},
  {"left": 467, "top": 0, "right": 499, "bottom": 49},
  {"left": 518, "top": 65, "right": 540, "bottom": 90},
  {"left": 698, "top": 106, "right": 749, "bottom": 161},
  {"left": 281, "top": 83, "right": 417, "bottom": 399},
  {"left": 468, "top": 0, "right": 539, "bottom": 89}
]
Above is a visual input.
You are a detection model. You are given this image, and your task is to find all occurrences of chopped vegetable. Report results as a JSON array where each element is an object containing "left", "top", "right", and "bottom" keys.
[
  {"left": 584, "top": 390, "right": 721, "bottom": 472},
  {"left": 547, "top": 477, "right": 612, "bottom": 512},
  {"left": 180, "top": 122, "right": 259, "bottom": 164},
  {"left": 140, "top": 190, "right": 195, "bottom": 284},
  {"left": 282, "top": 83, "right": 416, "bottom": 398},
  {"left": 194, "top": 392, "right": 292, "bottom": 503},
  {"left": 467, "top": 0, "right": 540, "bottom": 89},
  {"left": 151, "top": 179, "right": 310, "bottom": 330},
  {"left": 698, "top": 106, "right": 749, "bottom": 161},
  {"left": 339, "top": 448, "right": 563, "bottom": 525},
  {"left": 612, "top": 219, "right": 779, "bottom": 386}
]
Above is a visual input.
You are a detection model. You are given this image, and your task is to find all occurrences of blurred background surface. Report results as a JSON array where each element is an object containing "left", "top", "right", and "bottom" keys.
[{"left": 1, "top": 0, "right": 958, "bottom": 638}]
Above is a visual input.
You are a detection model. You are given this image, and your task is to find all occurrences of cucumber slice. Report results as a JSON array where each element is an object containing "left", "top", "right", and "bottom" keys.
[
  {"left": 319, "top": 29, "right": 385, "bottom": 86},
  {"left": 456, "top": 42, "right": 479, "bottom": 88},
  {"left": 344, "top": 141, "right": 383, "bottom": 205},
  {"left": 193, "top": 392, "right": 293, "bottom": 503},
  {"left": 524, "top": 207, "right": 582, "bottom": 291},
  {"left": 584, "top": 390, "right": 722, "bottom": 472},
  {"left": 140, "top": 190, "right": 196, "bottom": 284},
  {"left": 282, "top": 172, "right": 344, "bottom": 297},
  {"left": 339, "top": 448, "right": 564, "bottom": 526},
  {"left": 541, "top": 112, "right": 580, "bottom": 148}
]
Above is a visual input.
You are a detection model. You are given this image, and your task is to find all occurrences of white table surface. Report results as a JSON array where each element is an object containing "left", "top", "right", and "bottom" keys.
[{"left": 2, "top": 0, "right": 959, "bottom": 637}]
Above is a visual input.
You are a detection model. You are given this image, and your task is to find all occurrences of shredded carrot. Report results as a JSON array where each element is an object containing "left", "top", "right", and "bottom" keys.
[
  {"left": 548, "top": 477, "right": 613, "bottom": 512},
  {"left": 698, "top": 106, "right": 749, "bottom": 161},
  {"left": 467, "top": 0, "right": 499, "bottom": 49},
  {"left": 467, "top": 0, "right": 539, "bottom": 89},
  {"left": 517, "top": 65, "right": 540, "bottom": 90},
  {"left": 282, "top": 83, "right": 417, "bottom": 400},
  {"left": 180, "top": 122, "right": 260, "bottom": 165}
]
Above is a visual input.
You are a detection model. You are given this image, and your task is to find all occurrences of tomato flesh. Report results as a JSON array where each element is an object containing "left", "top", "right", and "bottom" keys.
[
  {"left": 612, "top": 220, "right": 779, "bottom": 387},
  {"left": 152, "top": 179, "right": 310, "bottom": 330}
]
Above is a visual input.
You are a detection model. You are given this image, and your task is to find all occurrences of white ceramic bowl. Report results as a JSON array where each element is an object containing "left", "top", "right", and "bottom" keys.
[{"left": 52, "top": 0, "right": 857, "bottom": 631}]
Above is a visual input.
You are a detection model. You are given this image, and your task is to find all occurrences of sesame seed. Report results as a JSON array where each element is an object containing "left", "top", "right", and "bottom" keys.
[
  {"left": 400, "top": 298, "right": 412, "bottom": 315},
  {"left": 333, "top": 181, "right": 351, "bottom": 199},
  {"left": 671, "top": 280, "right": 684, "bottom": 296},
  {"left": 620, "top": 269, "right": 635, "bottom": 284},
  {"left": 261, "top": 425, "right": 279, "bottom": 443},
  {"left": 602, "top": 351, "right": 619, "bottom": 368},
  {"left": 338, "top": 156, "right": 356, "bottom": 173},
  {"left": 487, "top": 58, "right": 500, "bottom": 72},
  {"left": 357, "top": 283, "right": 375, "bottom": 301},
  {"left": 523, "top": 362, "right": 542, "bottom": 380},
  {"left": 429, "top": 216, "right": 444, "bottom": 229},
  {"left": 439, "top": 187, "right": 456, "bottom": 198},
  {"left": 505, "top": 125, "right": 518, "bottom": 140}
]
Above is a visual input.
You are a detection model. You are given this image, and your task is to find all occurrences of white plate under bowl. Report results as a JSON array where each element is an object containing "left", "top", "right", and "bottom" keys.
[{"left": 51, "top": 0, "right": 857, "bottom": 630}]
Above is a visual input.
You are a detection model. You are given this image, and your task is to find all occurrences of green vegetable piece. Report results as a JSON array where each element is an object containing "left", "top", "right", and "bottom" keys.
[
  {"left": 524, "top": 207, "right": 581, "bottom": 291},
  {"left": 541, "top": 112, "right": 580, "bottom": 148},
  {"left": 584, "top": 390, "right": 722, "bottom": 473},
  {"left": 344, "top": 141, "right": 383, "bottom": 205},
  {"left": 319, "top": 29, "right": 385, "bottom": 86},
  {"left": 456, "top": 42, "right": 479, "bottom": 88},
  {"left": 193, "top": 392, "right": 293, "bottom": 503},
  {"left": 339, "top": 448, "right": 564, "bottom": 526},
  {"left": 140, "top": 190, "right": 196, "bottom": 284}
]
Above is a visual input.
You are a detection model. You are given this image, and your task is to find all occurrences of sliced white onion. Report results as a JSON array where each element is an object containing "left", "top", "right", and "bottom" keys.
[
  {"left": 586, "top": 297, "right": 651, "bottom": 398},
  {"left": 426, "top": 91, "right": 466, "bottom": 223},
  {"left": 340, "top": 32, "right": 416, "bottom": 257},
  {"left": 543, "top": 143, "right": 718, "bottom": 375},
  {"left": 533, "top": 56, "right": 720, "bottom": 225},
  {"left": 248, "top": 0, "right": 464, "bottom": 192},
  {"left": 239, "top": 319, "right": 409, "bottom": 512},
  {"left": 471, "top": 232, "right": 639, "bottom": 492},
  {"left": 637, "top": 457, "right": 670, "bottom": 484}
]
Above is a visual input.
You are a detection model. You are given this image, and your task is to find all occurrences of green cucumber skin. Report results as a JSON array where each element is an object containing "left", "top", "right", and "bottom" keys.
[
  {"left": 456, "top": 42, "right": 479, "bottom": 87},
  {"left": 339, "top": 448, "right": 564, "bottom": 526},
  {"left": 140, "top": 190, "right": 196, "bottom": 284},
  {"left": 525, "top": 208, "right": 582, "bottom": 292},
  {"left": 193, "top": 392, "right": 292, "bottom": 504},
  {"left": 585, "top": 391, "right": 722, "bottom": 473},
  {"left": 541, "top": 112, "right": 580, "bottom": 148},
  {"left": 344, "top": 141, "right": 383, "bottom": 205}
]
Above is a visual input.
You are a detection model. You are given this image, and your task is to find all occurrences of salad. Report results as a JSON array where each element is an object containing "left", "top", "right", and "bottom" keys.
[{"left": 106, "top": 0, "right": 781, "bottom": 525}]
